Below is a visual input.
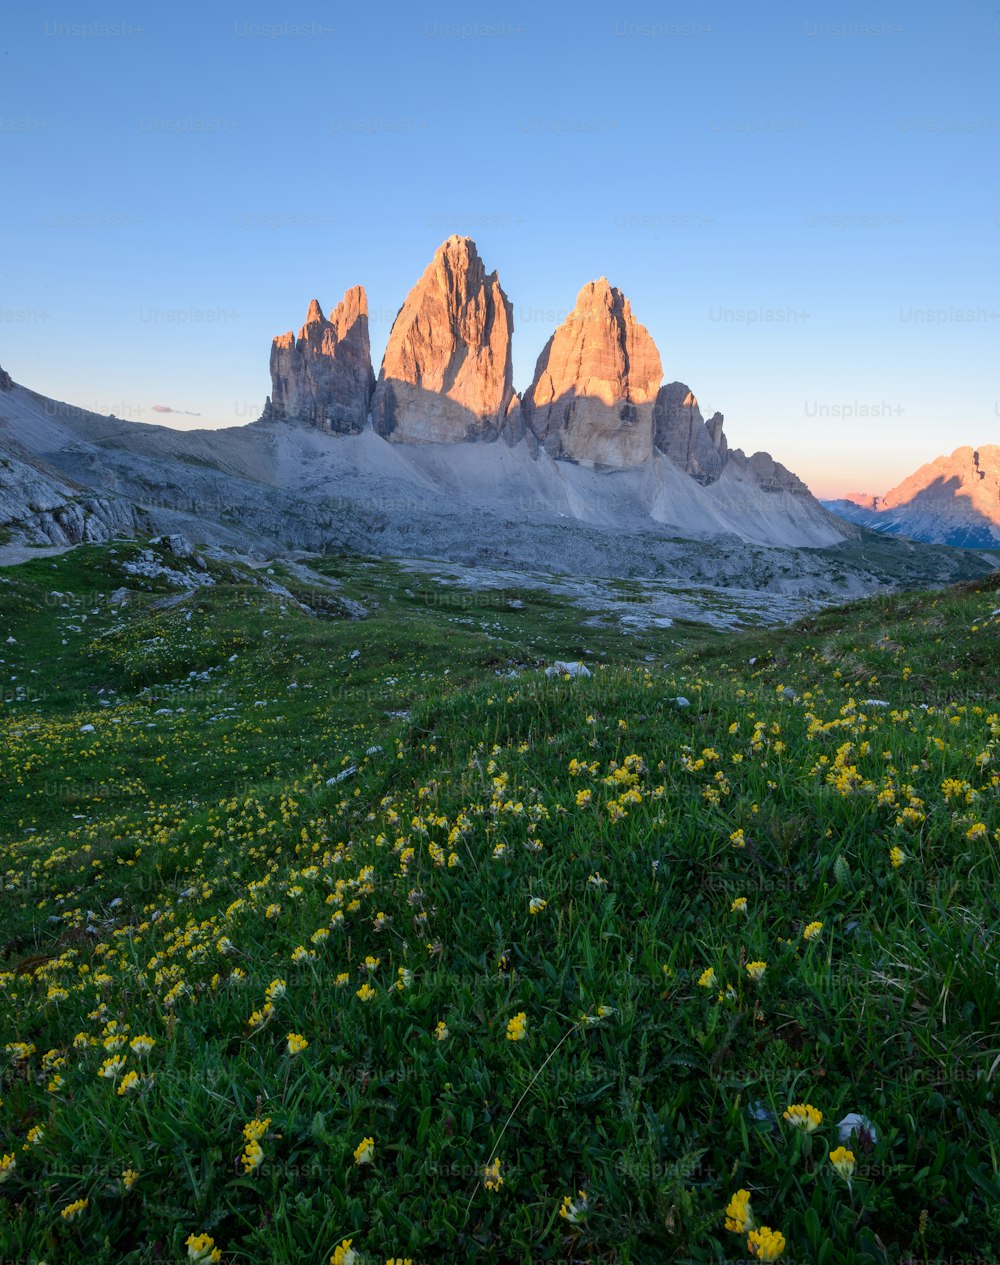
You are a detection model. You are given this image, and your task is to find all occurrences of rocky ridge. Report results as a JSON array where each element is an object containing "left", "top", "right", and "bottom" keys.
[{"left": 825, "top": 445, "right": 1000, "bottom": 547}]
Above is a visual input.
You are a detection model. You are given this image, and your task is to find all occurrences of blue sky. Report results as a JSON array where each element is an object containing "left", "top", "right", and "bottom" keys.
[{"left": 1, "top": 0, "right": 998, "bottom": 496}]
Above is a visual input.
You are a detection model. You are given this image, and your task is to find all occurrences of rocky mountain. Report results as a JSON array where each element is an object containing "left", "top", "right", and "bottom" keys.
[
  {"left": 258, "top": 237, "right": 823, "bottom": 511},
  {"left": 824, "top": 445, "right": 1000, "bottom": 548},
  {"left": 0, "top": 366, "right": 147, "bottom": 549},
  {"left": 261, "top": 286, "right": 374, "bottom": 433},
  {"left": 519, "top": 278, "right": 662, "bottom": 468},
  {"left": 372, "top": 235, "right": 515, "bottom": 444},
  {"left": 258, "top": 239, "right": 820, "bottom": 509}
]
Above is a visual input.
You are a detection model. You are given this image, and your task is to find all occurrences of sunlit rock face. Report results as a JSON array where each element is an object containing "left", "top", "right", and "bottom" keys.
[
  {"left": 653, "top": 381, "right": 728, "bottom": 484},
  {"left": 263, "top": 286, "right": 374, "bottom": 433},
  {"left": 827, "top": 445, "right": 1000, "bottom": 545},
  {"left": 372, "top": 236, "right": 515, "bottom": 443},
  {"left": 520, "top": 278, "right": 662, "bottom": 468}
]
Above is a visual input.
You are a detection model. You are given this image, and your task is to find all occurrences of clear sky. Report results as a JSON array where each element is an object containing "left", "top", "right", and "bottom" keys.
[{"left": 1, "top": 1, "right": 997, "bottom": 497}]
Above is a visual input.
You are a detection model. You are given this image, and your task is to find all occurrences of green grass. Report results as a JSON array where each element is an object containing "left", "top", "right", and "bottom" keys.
[{"left": 1, "top": 542, "right": 999, "bottom": 1263}]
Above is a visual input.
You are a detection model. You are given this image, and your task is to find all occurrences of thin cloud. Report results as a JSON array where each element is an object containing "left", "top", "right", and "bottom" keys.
[{"left": 152, "top": 404, "right": 201, "bottom": 416}]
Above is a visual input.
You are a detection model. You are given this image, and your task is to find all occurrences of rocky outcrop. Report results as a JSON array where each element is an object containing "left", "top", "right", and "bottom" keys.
[
  {"left": 0, "top": 365, "right": 12, "bottom": 392},
  {"left": 0, "top": 445, "right": 145, "bottom": 547},
  {"left": 263, "top": 287, "right": 374, "bottom": 433},
  {"left": 372, "top": 236, "right": 514, "bottom": 443},
  {"left": 729, "top": 449, "right": 810, "bottom": 496},
  {"left": 653, "top": 381, "right": 727, "bottom": 484},
  {"left": 520, "top": 279, "right": 662, "bottom": 468}
]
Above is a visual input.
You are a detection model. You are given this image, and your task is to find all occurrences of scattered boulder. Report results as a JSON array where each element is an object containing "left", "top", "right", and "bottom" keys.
[{"left": 545, "top": 660, "right": 592, "bottom": 678}]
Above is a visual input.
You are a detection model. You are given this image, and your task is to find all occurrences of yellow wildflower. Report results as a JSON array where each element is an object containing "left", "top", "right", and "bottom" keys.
[
  {"left": 748, "top": 1226, "right": 786, "bottom": 1260},
  {"left": 482, "top": 1157, "right": 503, "bottom": 1191},
  {"left": 240, "top": 1138, "right": 265, "bottom": 1174},
  {"left": 331, "top": 1240, "right": 358, "bottom": 1265},
  {"left": 98, "top": 1055, "right": 126, "bottom": 1081},
  {"left": 724, "top": 1187, "right": 754, "bottom": 1233},
  {"left": 243, "top": 1117, "right": 271, "bottom": 1143},
  {"left": 61, "top": 1197, "right": 89, "bottom": 1222},
  {"left": 802, "top": 921, "right": 823, "bottom": 942},
  {"left": 506, "top": 1012, "right": 528, "bottom": 1042},
  {"left": 353, "top": 1136, "right": 375, "bottom": 1165},
  {"left": 783, "top": 1103, "right": 822, "bottom": 1132},
  {"left": 745, "top": 961, "right": 767, "bottom": 982},
  {"left": 117, "top": 1070, "right": 146, "bottom": 1096},
  {"left": 829, "top": 1146, "right": 855, "bottom": 1181},
  {"left": 186, "top": 1234, "right": 222, "bottom": 1264},
  {"left": 559, "top": 1189, "right": 588, "bottom": 1223},
  {"left": 286, "top": 1032, "right": 308, "bottom": 1056}
]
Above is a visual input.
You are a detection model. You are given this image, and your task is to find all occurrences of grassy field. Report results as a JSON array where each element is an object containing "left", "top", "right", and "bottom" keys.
[{"left": 1, "top": 540, "right": 998, "bottom": 1263}]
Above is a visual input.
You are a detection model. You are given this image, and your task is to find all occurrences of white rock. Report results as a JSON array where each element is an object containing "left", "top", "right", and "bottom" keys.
[
  {"left": 837, "top": 1113, "right": 878, "bottom": 1145},
  {"left": 327, "top": 766, "right": 358, "bottom": 785},
  {"left": 545, "top": 660, "right": 591, "bottom": 678}
]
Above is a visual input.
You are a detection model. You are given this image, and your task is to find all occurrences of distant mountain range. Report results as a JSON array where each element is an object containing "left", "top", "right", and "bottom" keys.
[{"left": 824, "top": 445, "right": 1000, "bottom": 548}]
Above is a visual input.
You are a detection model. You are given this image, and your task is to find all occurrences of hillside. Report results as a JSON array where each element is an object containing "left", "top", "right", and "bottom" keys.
[
  {"left": 1, "top": 371, "right": 996, "bottom": 605},
  {"left": 1, "top": 542, "right": 999, "bottom": 1262}
]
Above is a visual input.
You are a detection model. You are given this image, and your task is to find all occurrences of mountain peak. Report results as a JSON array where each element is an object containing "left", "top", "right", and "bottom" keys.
[
  {"left": 304, "top": 298, "right": 325, "bottom": 326},
  {"left": 371, "top": 239, "right": 514, "bottom": 444},
  {"left": 521, "top": 278, "right": 662, "bottom": 468}
]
